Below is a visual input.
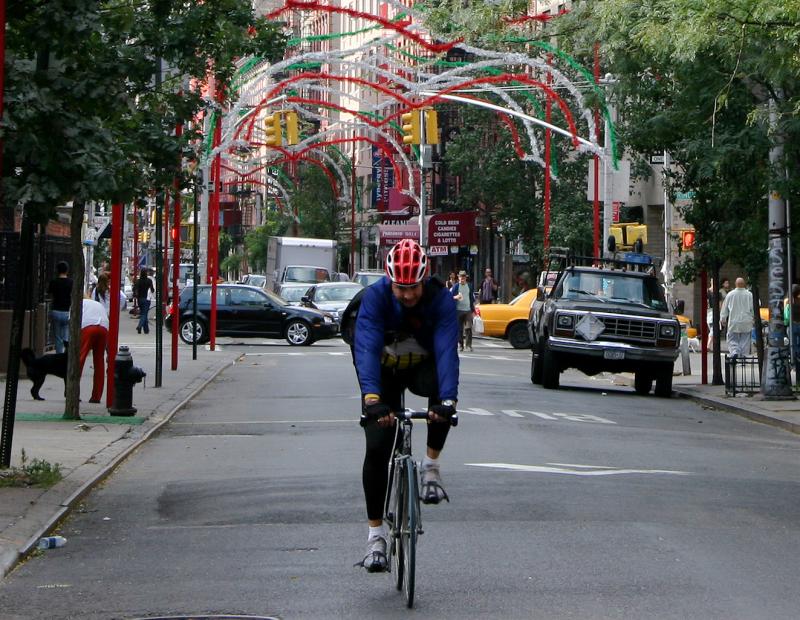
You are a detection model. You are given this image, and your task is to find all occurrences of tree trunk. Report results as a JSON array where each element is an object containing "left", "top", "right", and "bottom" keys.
[{"left": 63, "top": 200, "right": 85, "bottom": 420}]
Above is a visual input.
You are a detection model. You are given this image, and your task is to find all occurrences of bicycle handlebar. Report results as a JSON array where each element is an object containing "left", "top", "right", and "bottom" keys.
[{"left": 359, "top": 408, "right": 459, "bottom": 428}]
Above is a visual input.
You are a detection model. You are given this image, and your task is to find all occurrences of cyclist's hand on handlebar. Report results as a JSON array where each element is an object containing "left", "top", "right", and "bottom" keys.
[
  {"left": 429, "top": 404, "right": 456, "bottom": 423},
  {"left": 365, "top": 402, "right": 395, "bottom": 427}
]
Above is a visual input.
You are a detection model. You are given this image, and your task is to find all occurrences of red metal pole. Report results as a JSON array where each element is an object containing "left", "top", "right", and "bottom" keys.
[
  {"left": 162, "top": 192, "right": 169, "bottom": 310},
  {"left": 593, "top": 41, "right": 601, "bottom": 259},
  {"left": 701, "top": 270, "right": 708, "bottom": 385},
  {"left": 209, "top": 98, "right": 222, "bottom": 351},
  {"left": 106, "top": 203, "right": 124, "bottom": 407},
  {"left": 171, "top": 120, "right": 183, "bottom": 370},
  {"left": 544, "top": 56, "right": 552, "bottom": 251}
]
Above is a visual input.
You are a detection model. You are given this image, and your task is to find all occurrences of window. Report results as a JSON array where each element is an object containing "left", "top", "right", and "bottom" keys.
[{"left": 230, "top": 287, "right": 266, "bottom": 306}]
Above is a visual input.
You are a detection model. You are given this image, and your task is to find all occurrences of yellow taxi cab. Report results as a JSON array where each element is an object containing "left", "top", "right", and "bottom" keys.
[{"left": 473, "top": 288, "right": 538, "bottom": 349}]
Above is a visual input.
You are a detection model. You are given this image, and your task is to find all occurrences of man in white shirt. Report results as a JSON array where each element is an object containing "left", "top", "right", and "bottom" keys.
[
  {"left": 80, "top": 298, "right": 110, "bottom": 403},
  {"left": 720, "top": 277, "right": 754, "bottom": 357}
]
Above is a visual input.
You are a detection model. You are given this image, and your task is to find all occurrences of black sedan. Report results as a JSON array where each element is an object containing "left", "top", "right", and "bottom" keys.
[{"left": 166, "top": 284, "right": 338, "bottom": 346}]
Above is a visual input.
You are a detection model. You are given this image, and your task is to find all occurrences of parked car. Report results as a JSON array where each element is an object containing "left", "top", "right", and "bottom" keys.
[
  {"left": 165, "top": 284, "right": 337, "bottom": 346},
  {"left": 241, "top": 274, "right": 267, "bottom": 289},
  {"left": 352, "top": 270, "right": 385, "bottom": 287},
  {"left": 473, "top": 288, "right": 538, "bottom": 349},
  {"left": 276, "top": 282, "right": 312, "bottom": 306},
  {"left": 302, "top": 281, "right": 364, "bottom": 323},
  {"left": 528, "top": 254, "right": 680, "bottom": 395}
]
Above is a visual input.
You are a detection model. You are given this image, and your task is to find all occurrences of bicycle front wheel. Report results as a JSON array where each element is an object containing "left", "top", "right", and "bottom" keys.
[
  {"left": 403, "top": 460, "right": 419, "bottom": 608},
  {"left": 392, "top": 460, "right": 405, "bottom": 592}
]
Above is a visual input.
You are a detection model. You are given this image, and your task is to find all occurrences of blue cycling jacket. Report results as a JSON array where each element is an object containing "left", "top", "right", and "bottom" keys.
[{"left": 354, "top": 277, "right": 459, "bottom": 401}]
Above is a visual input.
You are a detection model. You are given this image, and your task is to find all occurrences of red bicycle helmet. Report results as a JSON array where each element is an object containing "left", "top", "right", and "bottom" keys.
[{"left": 385, "top": 239, "right": 428, "bottom": 286}]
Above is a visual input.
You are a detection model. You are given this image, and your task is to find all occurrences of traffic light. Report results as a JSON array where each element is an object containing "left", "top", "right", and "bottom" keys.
[
  {"left": 285, "top": 111, "right": 299, "bottom": 145},
  {"left": 681, "top": 229, "right": 696, "bottom": 251},
  {"left": 423, "top": 108, "right": 439, "bottom": 145},
  {"left": 401, "top": 110, "right": 421, "bottom": 145},
  {"left": 264, "top": 112, "right": 282, "bottom": 147}
]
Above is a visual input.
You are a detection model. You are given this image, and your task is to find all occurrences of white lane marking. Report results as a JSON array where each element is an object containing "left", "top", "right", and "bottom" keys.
[
  {"left": 499, "top": 410, "right": 616, "bottom": 424},
  {"left": 465, "top": 463, "right": 692, "bottom": 476},
  {"left": 327, "top": 352, "right": 348, "bottom": 356},
  {"left": 458, "top": 407, "right": 494, "bottom": 416},
  {"left": 552, "top": 412, "right": 616, "bottom": 424},
  {"left": 480, "top": 342, "right": 506, "bottom": 348}
]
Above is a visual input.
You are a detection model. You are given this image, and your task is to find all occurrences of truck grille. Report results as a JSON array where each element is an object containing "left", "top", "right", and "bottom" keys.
[{"left": 601, "top": 317, "right": 657, "bottom": 341}]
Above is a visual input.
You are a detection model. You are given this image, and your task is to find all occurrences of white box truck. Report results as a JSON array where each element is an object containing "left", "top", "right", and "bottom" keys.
[{"left": 266, "top": 236, "right": 338, "bottom": 292}]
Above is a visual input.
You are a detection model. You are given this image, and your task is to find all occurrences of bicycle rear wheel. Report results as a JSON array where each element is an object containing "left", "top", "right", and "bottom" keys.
[
  {"left": 392, "top": 460, "right": 405, "bottom": 591},
  {"left": 402, "top": 460, "right": 419, "bottom": 608}
]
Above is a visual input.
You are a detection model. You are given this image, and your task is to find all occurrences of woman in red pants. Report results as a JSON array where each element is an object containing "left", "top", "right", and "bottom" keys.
[{"left": 80, "top": 297, "right": 109, "bottom": 403}]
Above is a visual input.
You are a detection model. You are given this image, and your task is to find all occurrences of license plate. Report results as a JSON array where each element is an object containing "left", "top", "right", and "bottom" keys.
[{"left": 604, "top": 350, "right": 625, "bottom": 360}]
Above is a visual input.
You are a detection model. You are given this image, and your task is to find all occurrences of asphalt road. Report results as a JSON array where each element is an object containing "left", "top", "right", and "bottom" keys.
[{"left": 2, "top": 337, "right": 800, "bottom": 619}]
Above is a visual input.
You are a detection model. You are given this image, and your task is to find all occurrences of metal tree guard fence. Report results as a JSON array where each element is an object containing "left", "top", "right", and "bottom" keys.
[{"left": 724, "top": 355, "right": 762, "bottom": 396}]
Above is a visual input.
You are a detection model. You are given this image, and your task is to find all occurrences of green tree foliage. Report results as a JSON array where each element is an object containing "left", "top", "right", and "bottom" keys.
[
  {"left": 290, "top": 163, "right": 346, "bottom": 240},
  {"left": 442, "top": 106, "right": 593, "bottom": 261},
  {"left": 557, "top": 0, "right": 799, "bottom": 282},
  {"left": 2, "top": 0, "right": 286, "bottom": 418}
]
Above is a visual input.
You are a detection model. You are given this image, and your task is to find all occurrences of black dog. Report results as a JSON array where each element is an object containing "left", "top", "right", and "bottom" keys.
[{"left": 20, "top": 347, "right": 68, "bottom": 401}]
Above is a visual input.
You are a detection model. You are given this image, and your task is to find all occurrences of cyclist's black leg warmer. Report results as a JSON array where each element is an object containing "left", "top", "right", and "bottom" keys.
[
  {"left": 362, "top": 422, "right": 395, "bottom": 520},
  {"left": 362, "top": 369, "right": 405, "bottom": 521},
  {"left": 426, "top": 413, "right": 451, "bottom": 451}
]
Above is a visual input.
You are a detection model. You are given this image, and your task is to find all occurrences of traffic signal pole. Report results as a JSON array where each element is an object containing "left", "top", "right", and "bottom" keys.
[{"left": 762, "top": 96, "right": 794, "bottom": 399}]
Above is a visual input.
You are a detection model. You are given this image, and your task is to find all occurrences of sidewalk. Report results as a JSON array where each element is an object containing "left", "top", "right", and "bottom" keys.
[{"left": 0, "top": 310, "right": 240, "bottom": 578}]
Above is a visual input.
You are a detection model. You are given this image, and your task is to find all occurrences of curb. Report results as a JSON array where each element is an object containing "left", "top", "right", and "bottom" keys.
[
  {"left": 673, "top": 387, "right": 800, "bottom": 436},
  {"left": 0, "top": 354, "right": 241, "bottom": 579}
]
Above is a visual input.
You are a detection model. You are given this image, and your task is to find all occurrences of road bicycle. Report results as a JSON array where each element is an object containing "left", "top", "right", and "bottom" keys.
[{"left": 362, "top": 407, "right": 458, "bottom": 608}]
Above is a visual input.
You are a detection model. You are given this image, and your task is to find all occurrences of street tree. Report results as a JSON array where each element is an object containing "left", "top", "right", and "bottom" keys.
[{"left": 2, "top": 1, "right": 286, "bottom": 420}]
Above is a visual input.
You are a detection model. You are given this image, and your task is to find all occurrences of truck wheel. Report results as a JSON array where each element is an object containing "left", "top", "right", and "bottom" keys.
[
  {"left": 179, "top": 318, "right": 207, "bottom": 344},
  {"left": 285, "top": 319, "right": 312, "bottom": 346},
  {"left": 654, "top": 364, "right": 673, "bottom": 397},
  {"left": 634, "top": 371, "right": 652, "bottom": 395},
  {"left": 531, "top": 340, "right": 543, "bottom": 385},
  {"left": 541, "top": 339, "right": 560, "bottom": 390},
  {"left": 508, "top": 322, "right": 531, "bottom": 349}
]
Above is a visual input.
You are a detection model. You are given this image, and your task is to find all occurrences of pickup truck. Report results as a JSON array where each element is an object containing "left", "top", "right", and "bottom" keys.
[{"left": 528, "top": 256, "right": 680, "bottom": 397}]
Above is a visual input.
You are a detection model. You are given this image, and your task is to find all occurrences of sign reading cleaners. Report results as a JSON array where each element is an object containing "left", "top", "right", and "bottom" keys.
[{"left": 428, "top": 211, "right": 478, "bottom": 247}]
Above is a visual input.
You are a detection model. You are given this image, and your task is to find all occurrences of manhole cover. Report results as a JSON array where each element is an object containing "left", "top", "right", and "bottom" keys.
[{"left": 132, "top": 616, "right": 279, "bottom": 620}]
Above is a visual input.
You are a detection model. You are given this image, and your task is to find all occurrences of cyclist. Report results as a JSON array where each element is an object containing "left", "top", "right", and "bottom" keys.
[{"left": 353, "top": 238, "right": 460, "bottom": 572}]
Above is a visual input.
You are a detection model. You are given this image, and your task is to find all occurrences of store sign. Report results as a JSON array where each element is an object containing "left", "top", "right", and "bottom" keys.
[
  {"left": 428, "top": 245, "right": 448, "bottom": 256},
  {"left": 427, "top": 211, "right": 477, "bottom": 246},
  {"left": 371, "top": 145, "right": 394, "bottom": 211},
  {"left": 378, "top": 224, "right": 419, "bottom": 245}
]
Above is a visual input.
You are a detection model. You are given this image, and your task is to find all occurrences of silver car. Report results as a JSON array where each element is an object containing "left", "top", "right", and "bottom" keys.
[{"left": 302, "top": 282, "right": 364, "bottom": 323}]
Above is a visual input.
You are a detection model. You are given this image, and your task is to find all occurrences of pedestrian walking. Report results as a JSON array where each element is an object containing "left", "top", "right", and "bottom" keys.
[
  {"left": 79, "top": 297, "right": 109, "bottom": 403},
  {"left": 445, "top": 271, "right": 457, "bottom": 290},
  {"left": 135, "top": 268, "right": 155, "bottom": 334},
  {"left": 452, "top": 270, "right": 474, "bottom": 352},
  {"left": 720, "top": 277, "right": 754, "bottom": 357},
  {"left": 479, "top": 267, "right": 499, "bottom": 304},
  {"left": 92, "top": 272, "right": 127, "bottom": 316},
  {"left": 47, "top": 261, "right": 72, "bottom": 353}
]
